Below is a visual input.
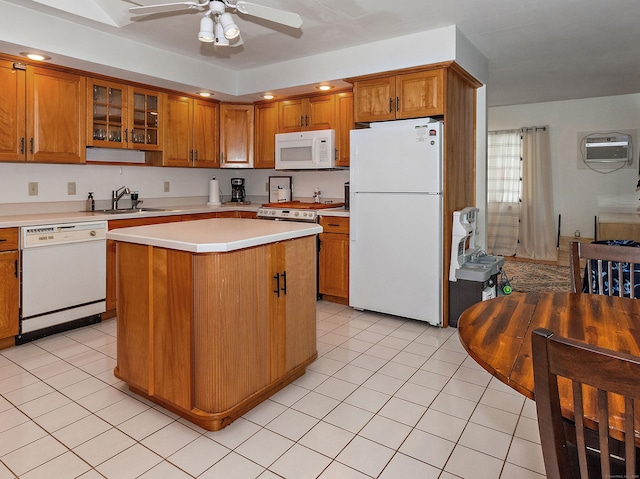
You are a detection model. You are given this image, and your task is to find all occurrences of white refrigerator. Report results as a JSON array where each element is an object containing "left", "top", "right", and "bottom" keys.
[{"left": 349, "top": 118, "right": 443, "bottom": 326}]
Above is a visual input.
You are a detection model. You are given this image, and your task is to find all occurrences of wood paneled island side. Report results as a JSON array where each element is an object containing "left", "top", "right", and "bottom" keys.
[{"left": 107, "top": 218, "right": 322, "bottom": 431}]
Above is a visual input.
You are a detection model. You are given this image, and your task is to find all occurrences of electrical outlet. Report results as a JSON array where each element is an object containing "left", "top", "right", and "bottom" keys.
[
  {"left": 28, "top": 182, "right": 38, "bottom": 196},
  {"left": 67, "top": 182, "right": 76, "bottom": 195},
  {"left": 164, "top": 181, "right": 170, "bottom": 193}
]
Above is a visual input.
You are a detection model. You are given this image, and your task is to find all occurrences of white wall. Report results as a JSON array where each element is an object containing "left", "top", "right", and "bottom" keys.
[{"left": 489, "top": 93, "right": 640, "bottom": 240}]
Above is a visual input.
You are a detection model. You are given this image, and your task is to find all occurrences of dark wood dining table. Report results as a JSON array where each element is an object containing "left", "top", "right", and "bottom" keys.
[{"left": 457, "top": 291, "right": 640, "bottom": 442}]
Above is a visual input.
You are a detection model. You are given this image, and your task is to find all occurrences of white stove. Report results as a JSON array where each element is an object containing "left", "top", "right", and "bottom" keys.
[{"left": 257, "top": 207, "right": 319, "bottom": 222}]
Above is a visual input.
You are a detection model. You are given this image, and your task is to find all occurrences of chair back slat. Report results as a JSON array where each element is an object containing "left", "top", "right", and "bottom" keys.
[
  {"left": 532, "top": 327, "right": 640, "bottom": 479},
  {"left": 597, "top": 388, "right": 611, "bottom": 477},
  {"left": 572, "top": 381, "right": 589, "bottom": 477},
  {"left": 570, "top": 242, "right": 640, "bottom": 298},
  {"left": 626, "top": 397, "right": 636, "bottom": 479}
]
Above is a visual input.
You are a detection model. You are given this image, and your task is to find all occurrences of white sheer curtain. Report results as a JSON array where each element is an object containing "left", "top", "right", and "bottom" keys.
[
  {"left": 517, "top": 126, "right": 556, "bottom": 261},
  {"left": 486, "top": 130, "right": 521, "bottom": 256}
]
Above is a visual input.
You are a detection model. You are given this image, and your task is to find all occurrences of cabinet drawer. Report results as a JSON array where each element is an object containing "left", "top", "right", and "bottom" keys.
[
  {"left": 0, "top": 228, "right": 18, "bottom": 251},
  {"left": 320, "top": 216, "right": 349, "bottom": 234}
]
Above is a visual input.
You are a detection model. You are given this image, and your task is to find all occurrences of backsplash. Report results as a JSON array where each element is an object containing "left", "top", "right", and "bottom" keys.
[{"left": 0, "top": 162, "right": 350, "bottom": 210}]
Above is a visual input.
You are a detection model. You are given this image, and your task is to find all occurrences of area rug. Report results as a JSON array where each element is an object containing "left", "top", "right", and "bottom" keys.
[{"left": 500, "top": 260, "right": 572, "bottom": 293}]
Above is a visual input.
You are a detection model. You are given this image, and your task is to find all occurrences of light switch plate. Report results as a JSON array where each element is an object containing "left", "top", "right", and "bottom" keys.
[
  {"left": 28, "top": 182, "right": 38, "bottom": 196},
  {"left": 164, "top": 181, "right": 170, "bottom": 192},
  {"left": 67, "top": 182, "right": 76, "bottom": 195}
]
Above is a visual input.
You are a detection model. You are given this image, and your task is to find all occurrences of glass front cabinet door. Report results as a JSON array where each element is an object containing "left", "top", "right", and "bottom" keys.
[{"left": 87, "top": 79, "right": 161, "bottom": 151}]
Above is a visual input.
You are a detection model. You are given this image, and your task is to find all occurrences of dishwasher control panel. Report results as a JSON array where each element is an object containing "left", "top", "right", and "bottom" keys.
[{"left": 21, "top": 221, "right": 108, "bottom": 248}]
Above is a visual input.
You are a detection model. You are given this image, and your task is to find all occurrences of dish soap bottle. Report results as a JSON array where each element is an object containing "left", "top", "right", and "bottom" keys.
[{"left": 86, "top": 192, "right": 95, "bottom": 212}]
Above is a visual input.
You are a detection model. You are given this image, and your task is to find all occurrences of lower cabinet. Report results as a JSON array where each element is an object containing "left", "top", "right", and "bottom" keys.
[
  {"left": 114, "top": 234, "right": 317, "bottom": 430},
  {"left": 0, "top": 228, "right": 19, "bottom": 347},
  {"left": 318, "top": 216, "right": 349, "bottom": 304}
]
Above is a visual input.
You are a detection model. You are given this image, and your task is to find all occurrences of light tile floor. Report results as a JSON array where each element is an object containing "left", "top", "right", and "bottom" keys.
[{"left": 0, "top": 301, "right": 547, "bottom": 478}]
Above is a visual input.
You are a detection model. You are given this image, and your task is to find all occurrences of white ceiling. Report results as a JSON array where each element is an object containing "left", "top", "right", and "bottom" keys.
[{"left": 3, "top": 0, "right": 640, "bottom": 107}]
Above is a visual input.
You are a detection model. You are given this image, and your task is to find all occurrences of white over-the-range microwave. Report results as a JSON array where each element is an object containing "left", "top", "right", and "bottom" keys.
[{"left": 275, "top": 129, "right": 338, "bottom": 170}]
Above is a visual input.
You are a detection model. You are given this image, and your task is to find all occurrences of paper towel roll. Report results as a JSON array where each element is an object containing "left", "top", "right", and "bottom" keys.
[{"left": 207, "top": 178, "right": 221, "bottom": 206}]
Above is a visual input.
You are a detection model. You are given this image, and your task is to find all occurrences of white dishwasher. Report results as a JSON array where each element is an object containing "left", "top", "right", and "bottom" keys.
[{"left": 19, "top": 221, "right": 107, "bottom": 344}]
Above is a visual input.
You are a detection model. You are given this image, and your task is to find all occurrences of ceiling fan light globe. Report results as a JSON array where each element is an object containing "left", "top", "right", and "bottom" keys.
[
  {"left": 220, "top": 12, "right": 240, "bottom": 39},
  {"left": 198, "top": 15, "right": 215, "bottom": 42}
]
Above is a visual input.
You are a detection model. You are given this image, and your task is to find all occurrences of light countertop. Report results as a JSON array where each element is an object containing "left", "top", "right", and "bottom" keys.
[
  {"left": 0, "top": 201, "right": 348, "bottom": 229},
  {"left": 0, "top": 203, "right": 259, "bottom": 228},
  {"left": 318, "top": 208, "right": 349, "bottom": 218},
  {"left": 107, "top": 218, "right": 323, "bottom": 253}
]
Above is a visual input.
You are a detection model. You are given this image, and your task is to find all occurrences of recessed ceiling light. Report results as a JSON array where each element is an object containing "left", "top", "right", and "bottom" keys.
[
  {"left": 316, "top": 84, "right": 333, "bottom": 91},
  {"left": 262, "top": 93, "right": 275, "bottom": 100},
  {"left": 198, "top": 91, "right": 213, "bottom": 97},
  {"left": 21, "top": 52, "right": 51, "bottom": 61}
]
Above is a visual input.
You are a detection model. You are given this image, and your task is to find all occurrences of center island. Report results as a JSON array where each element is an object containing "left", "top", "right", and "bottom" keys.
[{"left": 107, "top": 218, "right": 322, "bottom": 431}]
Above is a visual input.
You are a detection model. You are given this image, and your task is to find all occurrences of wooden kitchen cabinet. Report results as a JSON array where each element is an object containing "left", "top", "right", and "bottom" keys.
[
  {"left": 0, "top": 60, "right": 85, "bottom": 163},
  {"left": 278, "top": 95, "right": 335, "bottom": 133},
  {"left": 0, "top": 228, "right": 19, "bottom": 348},
  {"left": 220, "top": 103, "right": 254, "bottom": 168},
  {"left": 87, "top": 78, "right": 162, "bottom": 151},
  {"left": 0, "top": 60, "right": 26, "bottom": 162},
  {"left": 28, "top": 66, "right": 86, "bottom": 163},
  {"left": 352, "top": 68, "right": 444, "bottom": 122},
  {"left": 335, "top": 92, "right": 354, "bottom": 167},
  {"left": 254, "top": 102, "right": 278, "bottom": 168},
  {"left": 151, "top": 94, "right": 219, "bottom": 167},
  {"left": 318, "top": 216, "right": 349, "bottom": 304}
]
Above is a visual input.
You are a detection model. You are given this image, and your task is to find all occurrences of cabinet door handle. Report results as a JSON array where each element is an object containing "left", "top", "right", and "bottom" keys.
[
  {"left": 396, "top": 96, "right": 400, "bottom": 112},
  {"left": 124, "top": 129, "right": 128, "bottom": 143},
  {"left": 29, "top": 138, "right": 34, "bottom": 154},
  {"left": 389, "top": 98, "right": 393, "bottom": 113},
  {"left": 273, "top": 272, "right": 281, "bottom": 297},
  {"left": 305, "top": 115, "right": 309, "bottom": 127},
  {"left": 195, "top": 150, "right": 198, "bottom": 162},
  {"left": 14, "top": 259, "right": 18, "bottom": 278},
  {"left": 300, "top": 115, "right": 304, "bottom": 128},
  {"left": 20, "top": 137, "right": 25, "bottom": 154},
  {"left": 328, "top": 223, "right": 340, "bottom": 227},
  {"left": 281, "top": 271, "right": 287, "bottom": 295},
  {"left": 220, "top": 152, "right": 224, "bottom": 164}
]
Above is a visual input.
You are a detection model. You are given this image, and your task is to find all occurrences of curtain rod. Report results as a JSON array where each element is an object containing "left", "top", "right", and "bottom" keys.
[{"left": 489, "top": 126, "right": 547, "bottom": 135}]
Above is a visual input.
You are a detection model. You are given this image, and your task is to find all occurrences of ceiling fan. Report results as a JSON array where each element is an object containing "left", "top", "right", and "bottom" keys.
[{"left": 129, "top": 0, "right": 303, "bottom": 47}]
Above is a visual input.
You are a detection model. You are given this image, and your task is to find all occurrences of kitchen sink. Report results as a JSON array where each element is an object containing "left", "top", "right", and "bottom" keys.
[{"left": 98, "top": 207, "right": 170, "bottom": 214}]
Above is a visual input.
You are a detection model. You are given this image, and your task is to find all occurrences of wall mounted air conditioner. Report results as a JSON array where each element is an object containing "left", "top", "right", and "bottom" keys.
[{"left": 583, "top": 133, "right": 632, "bottom": 164}]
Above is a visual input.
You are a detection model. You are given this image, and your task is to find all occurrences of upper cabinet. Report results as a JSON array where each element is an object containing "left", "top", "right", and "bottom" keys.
[
  {"left": 335, "top": 92, "right": 353, "bottom": 167},
  {"left": 220, "top": 103, "right": 254, "bottom": 168},
  {"left": 87, "top": 78, "right": 162, "bottom": 151},
  {"left": 278, "top": 95, "right": 335, "bottom": 133},
  {"left": 154, "top": 94, "right": 219, "bottom": 168},
  {"left": 0, "top": 60, "right": 86, "bottom": 163},
  {"left": 352, "top": 69, "right": 444, "bottom": 123},
  {"left": 0, "top": 60, "right": 25, "bottom": 162},
  {"left": 254, "top": 102, "right": 278, "bottom": 169}
]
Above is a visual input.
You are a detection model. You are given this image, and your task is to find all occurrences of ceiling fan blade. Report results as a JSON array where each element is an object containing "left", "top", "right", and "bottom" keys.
[
  {"left": 234, "top": 1, "right": 302, "bottom": 29},
  {"left": 129, "top": 0, "right": 209, "bottom": 15}
]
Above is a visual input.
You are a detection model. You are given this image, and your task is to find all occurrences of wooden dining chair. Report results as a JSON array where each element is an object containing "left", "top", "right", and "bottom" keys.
[
  {"left": 532, "top": 327, "right": 640, "bottom": 479},
  {"left": 569, "top": 241, "right": 640, "bottom": 297}
]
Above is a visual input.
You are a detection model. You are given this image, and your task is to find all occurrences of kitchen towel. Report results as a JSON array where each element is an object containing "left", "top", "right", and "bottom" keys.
[{"left": 207, "top": 178, "right": 221, "bottom": 206}]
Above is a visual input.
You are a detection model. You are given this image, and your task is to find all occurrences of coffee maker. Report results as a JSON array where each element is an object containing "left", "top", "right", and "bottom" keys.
[{"left": 230, "top": 178, "right": 246, "bottom": 202}]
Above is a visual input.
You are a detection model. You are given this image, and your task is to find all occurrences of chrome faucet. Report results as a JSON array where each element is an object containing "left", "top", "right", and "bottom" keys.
[{"left": 111, "top": 186, "right": 130, "bottom": 210}]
